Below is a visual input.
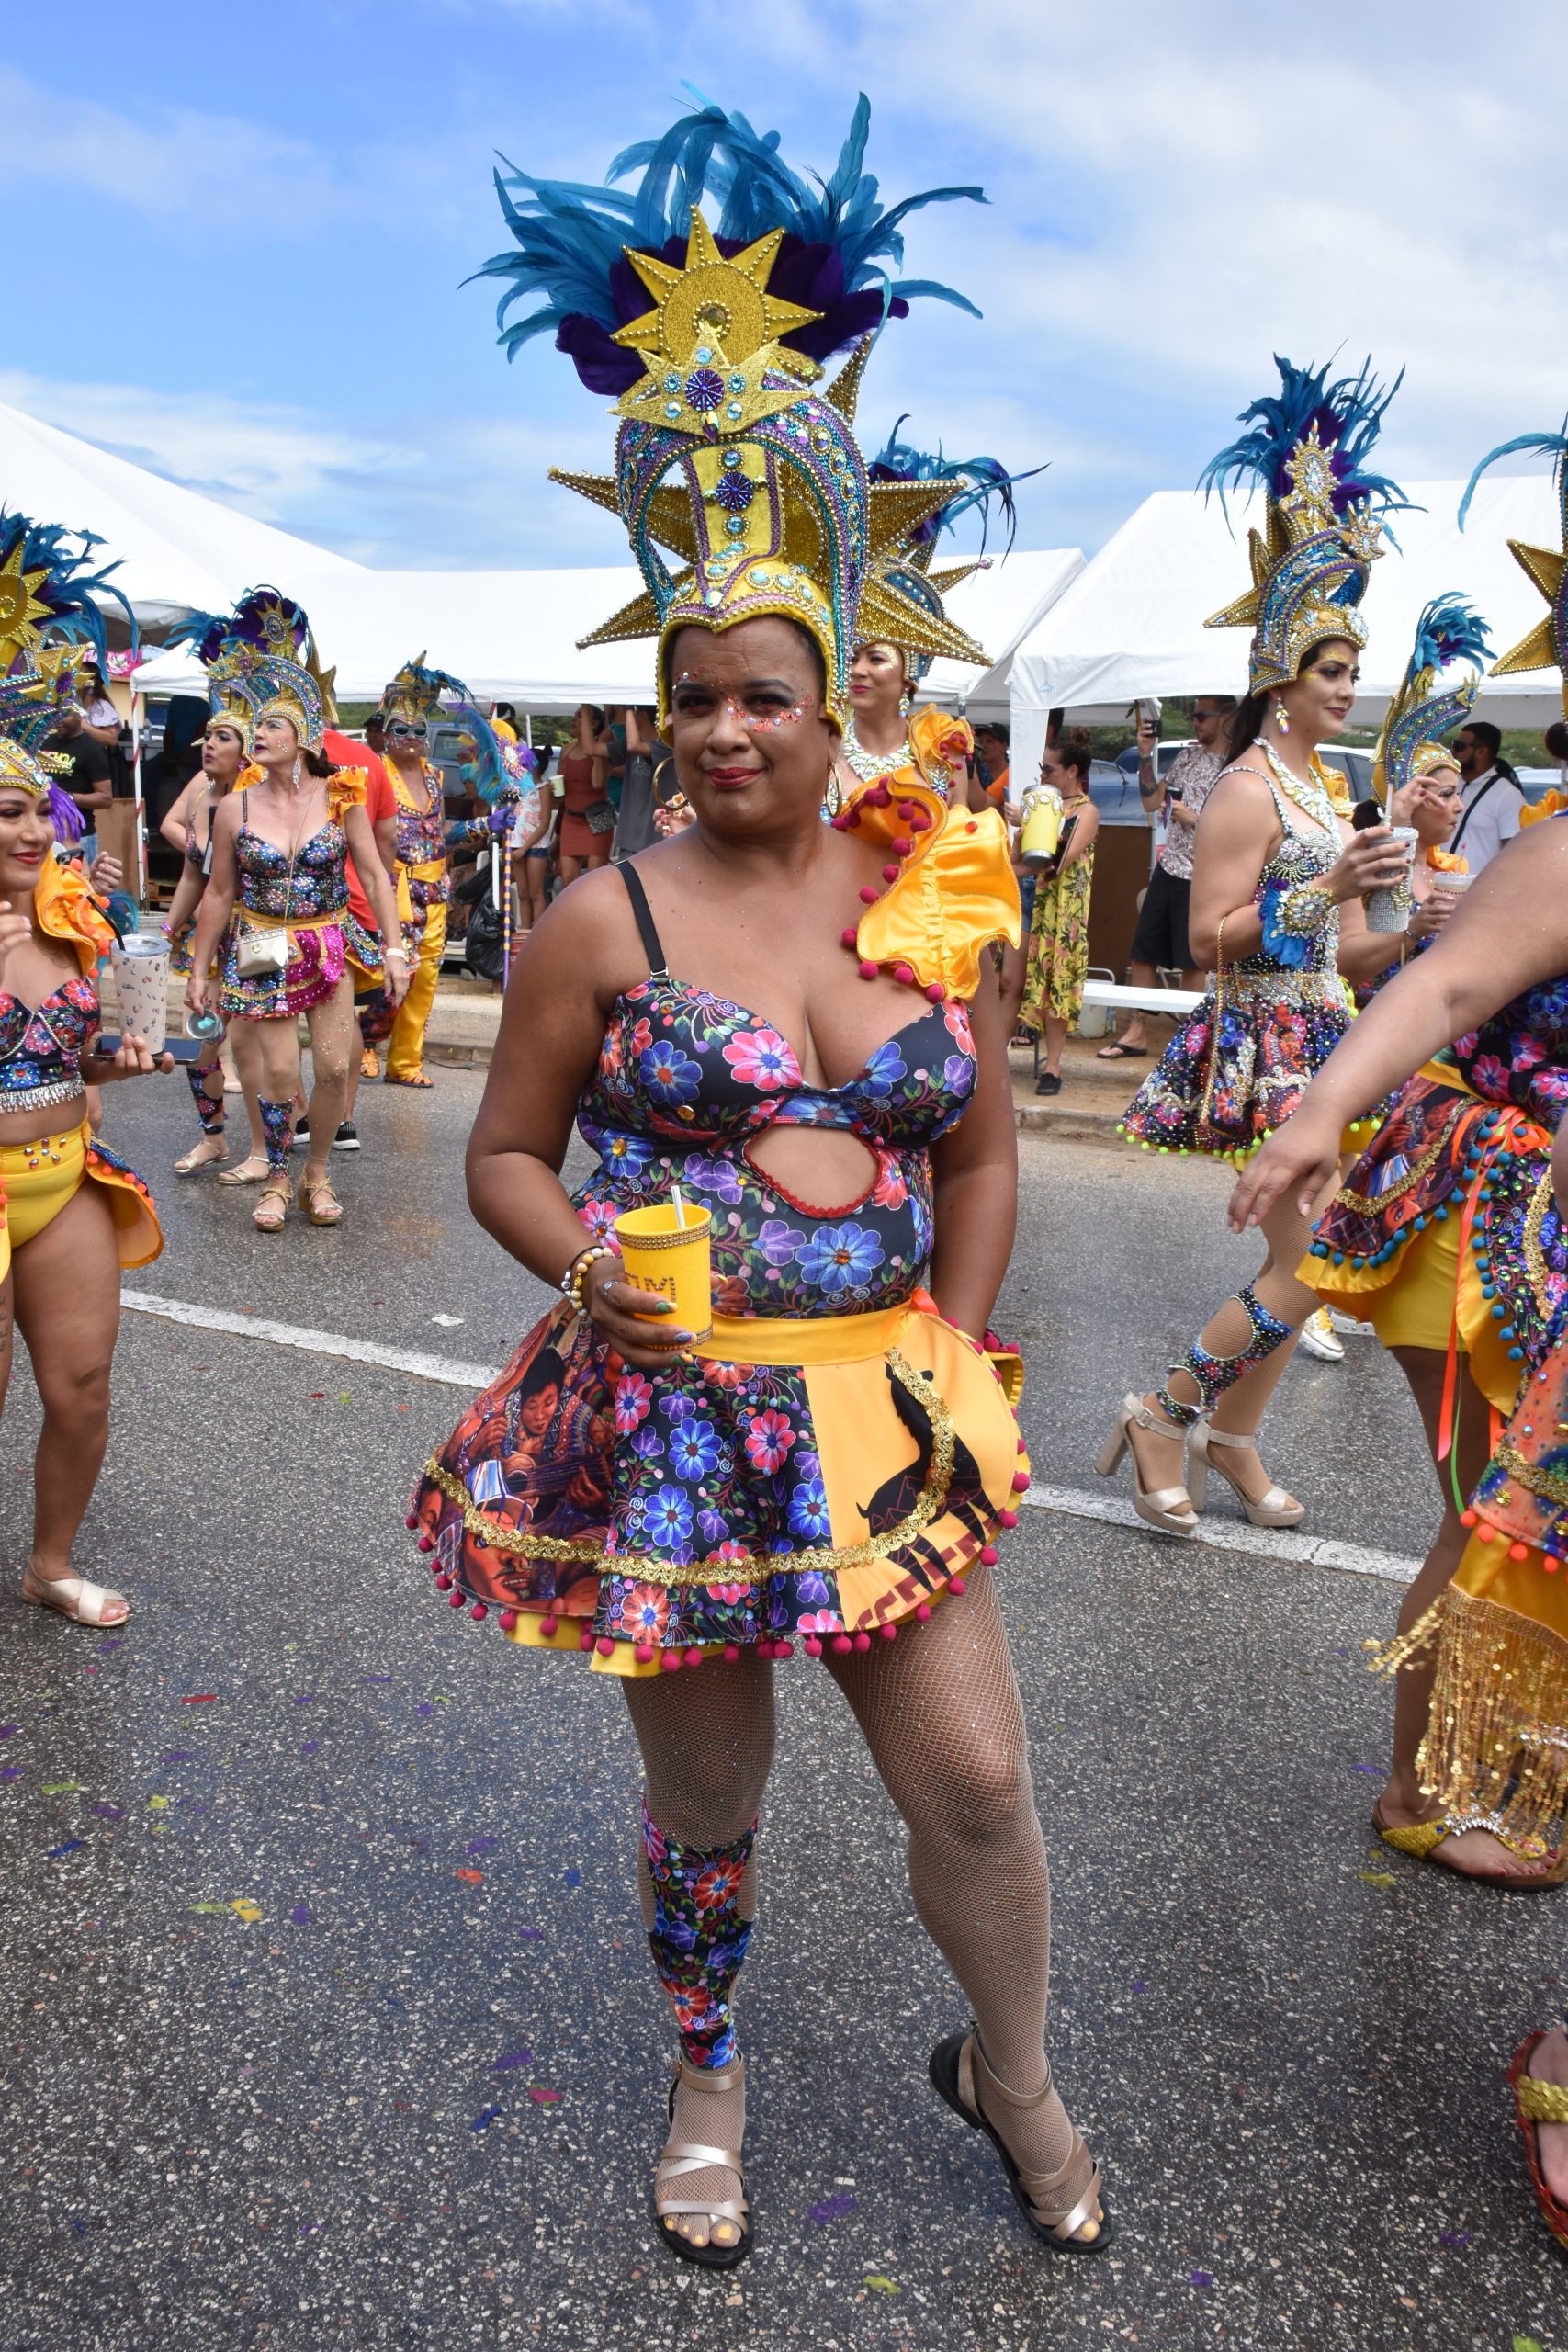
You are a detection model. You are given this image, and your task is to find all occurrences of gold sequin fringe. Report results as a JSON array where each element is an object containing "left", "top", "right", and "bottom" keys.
[
  {"left": 422, "top": 1348, "right": 958, "bottom": 1590},
  {"left": 1363, "top": 1596, "right": 1444, "bottom": 1679},
  {"left": 1386, "top": 1588, "right": 1568, "bottom": 1849}
]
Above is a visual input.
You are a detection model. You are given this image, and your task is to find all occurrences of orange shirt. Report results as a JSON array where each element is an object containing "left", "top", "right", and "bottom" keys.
[{"left": 324, "top": 729, "right": 396, "bottom": 933}]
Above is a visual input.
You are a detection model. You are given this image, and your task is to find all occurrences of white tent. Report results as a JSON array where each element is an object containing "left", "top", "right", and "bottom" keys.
[
  {"left": 0, "top": 401, "right": 362, "bottom": 627},
  {"left": 1009, "top": 474, "right": 1565, "bottom": 788},
  {"left": 132, "top": 547, "right": 1085, "bottom": 714}
]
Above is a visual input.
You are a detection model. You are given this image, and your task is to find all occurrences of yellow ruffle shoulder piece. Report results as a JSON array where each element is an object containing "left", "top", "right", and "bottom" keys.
[
  {"left": 35, "top": 854, "right": 116, "bottom": 971},
  {"left": 327, "top": 765, "right": 368, "bottom": 825},
  {"left": 1521, "top": 788, "right": 1568, "bottom": 828},
  {"left": 844, "top": 759, "right": 1021, "bottom": 1001}
]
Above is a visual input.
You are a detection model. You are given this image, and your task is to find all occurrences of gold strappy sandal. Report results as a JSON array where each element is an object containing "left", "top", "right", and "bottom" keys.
[
  {"left": 297, "top": 1177, "right": 343, "bottom": 1227},
  {"left": 252, "top": 1182, "right": 290, "bottom": 1232},
  {"left": 653, "top": 2055, "right": 752, "bottom": 2270},
  {"left": 174, "top": 1135, "right": 228, "bottom": 1176},
  {"left": 1509, "top": 2033, "right": 1568, "bottom": 2251},
  {"left": 1187, "top": 1423, "right": 1304, "bottom": 1528},
  {"left": 218, "top": 1153, "right": 270, "bottom": 1186},
  {"left": 930, "top": 2032, "right": 1112, "bottom": 2254},
  {"left": 1096, "top": 1394, "right": 1197, "bottom": 1537}
]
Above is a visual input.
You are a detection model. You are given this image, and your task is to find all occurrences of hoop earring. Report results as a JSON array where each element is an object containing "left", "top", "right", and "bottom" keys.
[
  {"left": 1273, "top": 698, "right": 1291, "bottom": 737},
  {"left": 821, "top": 764, "right": 842, "bottom": 819}
]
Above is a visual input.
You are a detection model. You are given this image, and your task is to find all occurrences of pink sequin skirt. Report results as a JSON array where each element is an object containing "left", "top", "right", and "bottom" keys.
[{"left": 220, "top": 921, "right": 348, "bottom": 1020}]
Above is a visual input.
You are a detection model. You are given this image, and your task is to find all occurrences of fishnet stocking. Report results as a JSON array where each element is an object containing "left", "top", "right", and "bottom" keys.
[{"left": 824, "top": 1567, "right": 1077, "bottom": 2183}]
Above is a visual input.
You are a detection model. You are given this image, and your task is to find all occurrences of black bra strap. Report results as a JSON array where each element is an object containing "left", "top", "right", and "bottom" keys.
[{"left": 617, "top": 861, "right": 669, "bottom": 977}]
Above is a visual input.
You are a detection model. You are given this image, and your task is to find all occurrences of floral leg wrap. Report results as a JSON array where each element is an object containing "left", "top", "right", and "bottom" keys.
[
  {"left": 1156, "top": 1281, "right": 1294, "bottom": 1425},
  {"left": 186, "top": 1061, "right": 226, "bottom": 1136},
  {"left": 641, "top": 1799, "right": 756, "bottom": 2071},
  {"left": 257, "top": 1096, "right": 295, "bottom": 1180}
]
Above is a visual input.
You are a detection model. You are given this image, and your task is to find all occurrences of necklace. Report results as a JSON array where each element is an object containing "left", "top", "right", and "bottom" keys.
[
  {"left": 1254, "top": 739, "right": 1339, "bottom": 837},
  {"left": 843, "top": 715, "right": 911, "bottom": 784}
]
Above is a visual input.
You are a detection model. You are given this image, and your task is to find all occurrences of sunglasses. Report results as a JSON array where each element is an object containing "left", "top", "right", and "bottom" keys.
[{"left": 387, "top": 722, "right": 428, "bottom": 740}]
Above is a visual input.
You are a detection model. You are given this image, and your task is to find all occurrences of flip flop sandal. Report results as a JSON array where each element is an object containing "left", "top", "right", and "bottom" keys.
[
  {"left": 930, "top": 2032, "right": 1112, "bottom": 2255},
  {"left": 1095, "top": 1043, "right": 1147, "bottom": 1059},
  {"left": 1371, "top": 1803, "right": 1568, "bottom": 1889},
  {"left": 1508, "top": 2033, "right": 1568, "bottom": 2251}
]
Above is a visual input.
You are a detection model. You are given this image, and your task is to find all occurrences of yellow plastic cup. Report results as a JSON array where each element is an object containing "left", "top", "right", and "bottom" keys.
[
  {"left": 1019, "top": 785, "right": 1063, "bottom": 869},
  {"left": 613, "top": 1203, "right": 714, "bottom": 1341}
]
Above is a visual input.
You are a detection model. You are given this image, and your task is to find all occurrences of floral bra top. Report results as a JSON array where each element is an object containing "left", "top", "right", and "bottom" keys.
[
  {"left": 1449, "top": 967, "right": 1568, "bottom": 1134},
  {"left": 1232, "top": 775, "right": 1342, "bottom": 980},
  {"left": 236, "top": 792, "right": 350, "bottom": 924},
  {"left": 0, "top": 972, "right": 98, "bottom": 1104},
  {"left": 573, "top": 865, "right": 979, "bottom": 1320}
]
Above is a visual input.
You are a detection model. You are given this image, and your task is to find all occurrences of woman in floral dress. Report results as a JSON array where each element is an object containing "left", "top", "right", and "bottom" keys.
[{"left": 1018, "top": 739, "right": 1098, "bottom": 1096}]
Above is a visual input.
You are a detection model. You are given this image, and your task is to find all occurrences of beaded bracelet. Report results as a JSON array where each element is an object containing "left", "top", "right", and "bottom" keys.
[{"left": 560, "top": 1243, "right": 616, "bottom": 1314}]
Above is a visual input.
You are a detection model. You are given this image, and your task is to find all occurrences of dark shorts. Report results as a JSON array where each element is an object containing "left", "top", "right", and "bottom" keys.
[{"left": 1129, "top": 863, "right": 1192, "bottom": 971}]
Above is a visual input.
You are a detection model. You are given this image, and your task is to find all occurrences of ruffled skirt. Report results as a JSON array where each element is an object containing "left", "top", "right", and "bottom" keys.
[
  {"left": 220, "top": 918, "right": 348, "bottom": 1019},
  {"left": 1120, "top": 971, "right": 1353, "bottom": 1161},
  {"left": 410, "top": 1296, "right": 1029, "bottom": 1676},
  {"left": 0, "top": 1118, "right": 162, "bottom": 1279}
]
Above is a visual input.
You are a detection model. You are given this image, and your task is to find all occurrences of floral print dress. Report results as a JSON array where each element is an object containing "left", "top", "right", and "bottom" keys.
[
  {"left": 412, "top": 868, "right": 1027, "bottom": 1674},
  {"left": 1019, "top": 815, "right": 1094, "bottom": 1032}
]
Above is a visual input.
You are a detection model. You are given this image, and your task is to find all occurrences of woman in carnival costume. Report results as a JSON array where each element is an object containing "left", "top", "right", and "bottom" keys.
[
  {"left": 185, "top": 591, "right": 409, "bottom": 1230},
  {"left": 411, "top": 99, "right": 1111, "bottom": 2267},
  {"left": 838, "top": 416, "right": 1033, "bottom": 813},
  {"left": 0, "top": 514, "right": 168, "bottom": 1627},
  {"left": 1100, "top": 361, "right": 1417, "bottom": 1538},
  {"left": 159, "top": 611, "right": 273, "bottom": 1179},
  {"left": 1234, "top": 440, "right": 1568, "bottom": 1887},
  {"left": 375, "top": 658, "right": 466, "bottom": 1088}
]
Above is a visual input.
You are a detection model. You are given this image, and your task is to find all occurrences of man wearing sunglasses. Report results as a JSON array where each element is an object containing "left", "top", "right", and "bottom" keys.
[{"left": 1449, "top": 718, "right": 1524, "bottom": 873}]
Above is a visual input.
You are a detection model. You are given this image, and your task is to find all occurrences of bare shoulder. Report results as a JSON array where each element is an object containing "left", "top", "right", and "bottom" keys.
[
  {"left": 518, "top": 861, "right": 649, "bottom": 1006},
  {"left": 1201, "top": 760, "right": 1279, "bottom": 824}
]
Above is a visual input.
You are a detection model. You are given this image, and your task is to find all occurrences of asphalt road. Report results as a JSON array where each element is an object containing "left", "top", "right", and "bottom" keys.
[{"left": 0, "top": 1068, "right": 1560, "bottom": 2352}]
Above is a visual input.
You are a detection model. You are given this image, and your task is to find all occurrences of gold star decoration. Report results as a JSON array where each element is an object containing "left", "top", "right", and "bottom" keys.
[
  {"left": 0, "top": 535, "right": 59, "bottom": 664},
  {"left": 1489, "top": 535, "right": 1565, "bottom": 678}
]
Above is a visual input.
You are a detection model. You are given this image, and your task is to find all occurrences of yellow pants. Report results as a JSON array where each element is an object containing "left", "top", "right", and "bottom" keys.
[{"left": 386, "top": 898, "right": 446, "bottom": 1081}]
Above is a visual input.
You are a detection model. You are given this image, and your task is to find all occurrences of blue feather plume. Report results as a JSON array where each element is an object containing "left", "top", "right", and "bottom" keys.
[
  {"left": 473, "top": 94, "right": 985, "bottom": 395},
  {"left": 1199, "top": 357, "right": 1407, "bottom": 520},
  {"left": 1408, "top": 592, "right": 1492, "bottom": 677},
  {"left": 0, "top": 508, "right": 134, "bottom": 663},
  {"left": 1458, "top": 426, "right": 1568, "bottom": 532},
  {"left": 868, "top": 417, "right": 1043, "bottom": 555}
]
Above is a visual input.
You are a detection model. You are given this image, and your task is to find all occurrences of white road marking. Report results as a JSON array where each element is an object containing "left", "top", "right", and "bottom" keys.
[
  {"left": 1022, "top": 1481, "right": 1420, "bottom": 1587},
  {"left": 119, "top": 1290, "right": 1425, "bottom": 1587},
  {"left": 120, "top": 1290, "right": 503, "bottom": 1392}
]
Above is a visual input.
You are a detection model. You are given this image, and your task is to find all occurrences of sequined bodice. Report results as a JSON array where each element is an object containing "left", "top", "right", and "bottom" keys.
[
  {"left": 1228, "top": 783, "right": 1341, "bottom": 980},
  {"left": 1450, "top": 968, "right": 1568, "bottom": 1133},
  {"left": 393, "top": 763, "right": 446, "bottom": 870},
  {"left": 236, "top": 820, "right": 349, "bottom": 922},
  {"left": 0, "top": 974, "right": 98, "bottom": 1099},
  {"left": 573, "top": 978, "right": 978, "bottom": 1320}
]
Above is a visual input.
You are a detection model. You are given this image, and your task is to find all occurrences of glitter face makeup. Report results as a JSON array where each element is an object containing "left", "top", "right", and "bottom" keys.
[{"left": 671, "top": 668, "right": 816, "bottom": 731}]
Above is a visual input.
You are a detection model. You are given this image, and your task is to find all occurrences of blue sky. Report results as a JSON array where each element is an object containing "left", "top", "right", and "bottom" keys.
[{"left": 7, "top": 0, "right": 1564, "bottom": 572}]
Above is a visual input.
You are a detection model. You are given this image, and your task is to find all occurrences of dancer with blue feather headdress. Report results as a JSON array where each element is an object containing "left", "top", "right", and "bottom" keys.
[{"left": 1102, "top": 356, "right": 1419, "bottom": 1542}]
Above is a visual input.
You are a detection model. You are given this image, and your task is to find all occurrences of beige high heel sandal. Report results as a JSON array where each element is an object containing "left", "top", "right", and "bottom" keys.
[
  {"left": 653, "top": 2054, "right": 751, "bottom": 2269},
  {"left": 1095, "top": 1394, "right": 1198, "bottom": 1536},
  {"left": 1187, "top": 1423, "right": 1304, "bottom": 1528}
]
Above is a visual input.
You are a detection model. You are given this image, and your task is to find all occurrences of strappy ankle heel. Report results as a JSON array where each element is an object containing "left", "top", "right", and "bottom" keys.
[
  {"left": 930, "top": 2032, "right": 1111, "bottom": 2254},
  {"left": 653, "top": 2054, "right": 752, "bottom": 2269},
  {"left": 1096, "top": 1394, "right": 1197, "bottom": 1536},
  {"left": 1187, "top": 1423, "right": 1304, "bottom": 1528}
]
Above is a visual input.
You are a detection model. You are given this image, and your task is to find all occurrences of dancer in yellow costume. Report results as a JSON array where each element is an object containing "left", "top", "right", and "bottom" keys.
[
  {"left": 410, "top": 96, "right": 1116, "bottom": 2273},
  {"left": 378, "top": 657, "right": 464, "bottom": 1086},
  {"left": 0, "top": 513, "right": 168, "bottom": 1627}
]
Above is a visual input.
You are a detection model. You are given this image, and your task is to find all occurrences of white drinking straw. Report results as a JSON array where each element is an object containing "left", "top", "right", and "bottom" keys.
[{"left": 671, "top": 1184, "right": 688, "bottom": 1230}]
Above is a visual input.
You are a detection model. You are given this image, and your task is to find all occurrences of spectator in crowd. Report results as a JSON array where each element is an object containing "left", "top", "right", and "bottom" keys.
[
  {"left": 975, "top": 722, "right": 1010, "bottom": 808},
  {"left": 42, "top": 699, "right": 114, "bottom": 864},
  {"left": 76, "top": 662, "right": 121, "bottom": 750},
  {"left": 1545, "top": 719, "right": 1568, "bottom": 766},
  {"left": 1449, "top": 718, "right": 1523, "bottom": 870},
  {"left": 556, "top": 704, "right": 614, "bottom": 884},
  {"left": 519, "top": 743, "right": 557, "bottom": 930},
  {"left": 1098, "top": 695, "right": 1235, "bottom": 1060},
  {"left": 364, "top": 708, "right": 387, "bottom": 763},
  {"left": 1018, "top": 739, "right": 1100, "bottom": 1096},
  {"left": 614, "top": 706, "right": 667, "bottom": 856}
]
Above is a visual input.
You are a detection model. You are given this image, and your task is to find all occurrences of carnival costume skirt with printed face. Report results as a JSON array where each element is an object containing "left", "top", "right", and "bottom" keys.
[
  {"left": 219, "top": 918, "right": 349, "bottom": 1020},
  {"left": 1308, "top": 1060, "right": 1567, "bottom": 1411},
  {"left": 1119, "top": 974, "right": 1354, "bottom": 1161},
  {"left": 411, "top": 1295, "right": 1029, "bottom": 1676},
  {"left": 0, "top": 1121, "right": 162, "bottom": 1272}
]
